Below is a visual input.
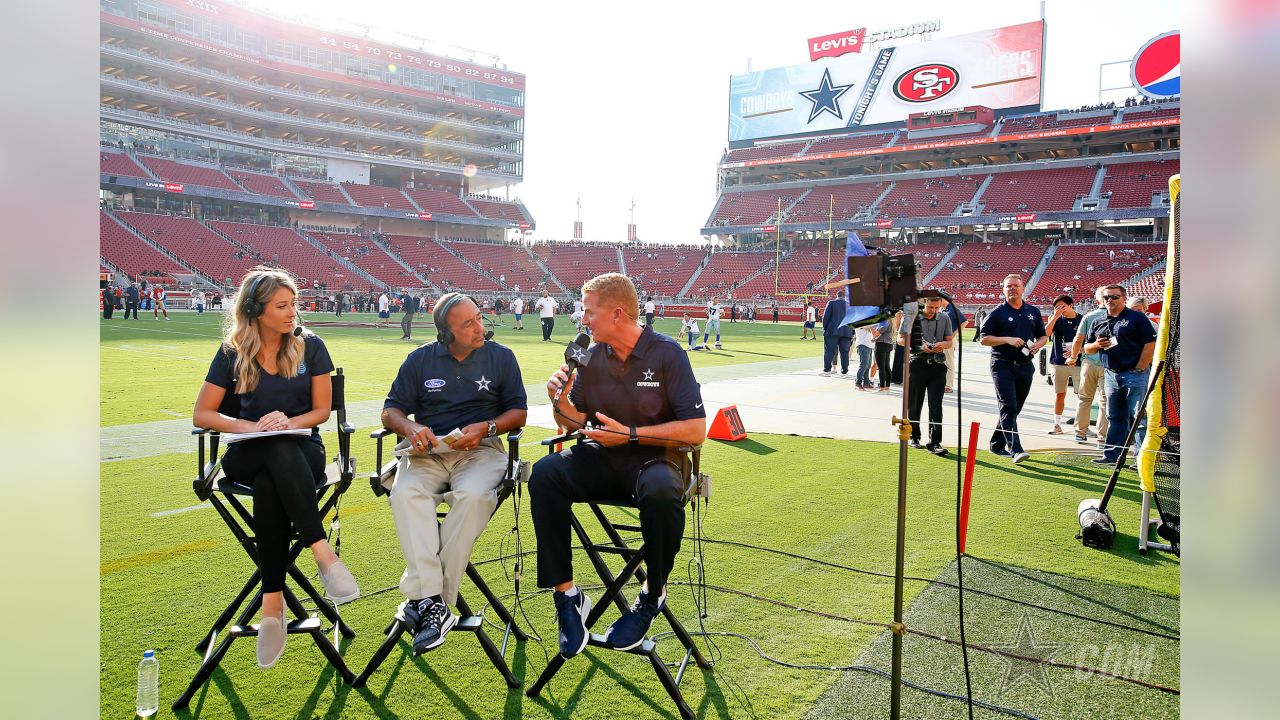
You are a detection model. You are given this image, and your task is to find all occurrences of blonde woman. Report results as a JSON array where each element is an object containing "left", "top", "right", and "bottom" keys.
[{"left": 192, "top": 267, "right": 359, "bottom": 668}]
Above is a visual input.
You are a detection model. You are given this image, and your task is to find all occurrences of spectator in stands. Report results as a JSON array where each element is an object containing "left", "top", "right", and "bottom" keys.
[
  {"left": 821, "top": 294, "right": 853, "bottom": 377},
  {"left": 536, "top": 289, "right": 559, "bottom": 342},
  {"left": 1043, "top": 295, "right": 1082, "bottom": 435},
  {"left": 1069, "top": 287, "right": 1111, "bottom": 445},
  {"left": 378, "top": 293, "right": 528, "bottom": 655},
  {"left": 399, "top": 287, "right": 416, "bottom": 340},
  {"left": 902, "top": 296, "right": 954, "bottom": 456},
  {"left": 193, "top": 268, "right": 359, "bottom": 668},
  {"left": 802, "top": 300, "right": 818, "bottom": 341},
  {"left": 644, "top": 296, "right": 656, "bottom": 328},
  {"left": 703, "top": 297, "right": 724, "bottom": 349},
  {"left": 979, "top": 275, "right": 1047, "bottom": 464},
  {"left": 1083, "top": 285, "right": 1157, "bottom": 466},
  {"left": 123, "top": 283, "right": 140, "bottom": 320}
]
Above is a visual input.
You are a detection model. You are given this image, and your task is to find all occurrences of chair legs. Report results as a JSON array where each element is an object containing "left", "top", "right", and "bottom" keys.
[
  {"left": 352, "top": 571, "right": 526, "bottom": 689},
  {"left": 524, "top": 506, "right": 706, "bottom": 720},
  {"left": 172, "top": 585, "right": 354, "bottom": 710},
  {"left": 173, "top": 494, "right": 357, "bottom": 711}
]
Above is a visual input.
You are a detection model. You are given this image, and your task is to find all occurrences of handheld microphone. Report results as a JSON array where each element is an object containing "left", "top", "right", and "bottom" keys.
[{"left": 553, "top": 333, "right": 592, "bottom": 404}]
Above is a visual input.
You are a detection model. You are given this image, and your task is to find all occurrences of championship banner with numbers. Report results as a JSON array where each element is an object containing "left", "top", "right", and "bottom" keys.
[{"left": 729, "top": 21, "right": 1043, "bottom": 142}]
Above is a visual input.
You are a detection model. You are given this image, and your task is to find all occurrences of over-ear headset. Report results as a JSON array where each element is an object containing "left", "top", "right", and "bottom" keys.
[
  {"left": 434, "top": 292, "right": 468, "bottom": 345},
  {"left": 243, "top": 273, "right": 270, "bottom": 319}
]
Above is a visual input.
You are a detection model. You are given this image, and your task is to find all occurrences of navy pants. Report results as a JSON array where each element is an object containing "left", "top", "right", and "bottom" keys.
[
  {"left": 989, "top": 359, "right": 1034, "bottom": 455},
  {"left": 530, "top": 442, "right": 686, "bottom": 594},
  {"left": 823, "top": 334, "right": 852, "bottom": 373}
]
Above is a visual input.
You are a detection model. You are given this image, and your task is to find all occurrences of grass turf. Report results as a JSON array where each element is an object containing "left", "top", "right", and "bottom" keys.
[{"left": 99, "top": 312, "right": 1178, "bottom": 719}]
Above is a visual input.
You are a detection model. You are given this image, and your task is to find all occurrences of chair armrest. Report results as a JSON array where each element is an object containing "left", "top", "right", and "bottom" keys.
[
  {"left": 192, "top": 427, "right": 218, "bottom": 436},
  {"left": 541, "top": 430, "right": 582, "bottom": 446},
  {"left": 370, "top": 427, "right": 394, "bottom": 439},
  {"left": 506, "top": 429, "right": 524, "bottom": 443},
  {"left": 339, "top": 422, "right": 355, "bottom": 434}
]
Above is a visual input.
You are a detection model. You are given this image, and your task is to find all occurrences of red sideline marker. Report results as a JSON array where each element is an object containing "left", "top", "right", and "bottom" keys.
[
  {"left": 707, "top": 405, "right": 747, "bottom": 441},
  {"left": 959, "top": 421, "right": 979, "bottom": 554}
]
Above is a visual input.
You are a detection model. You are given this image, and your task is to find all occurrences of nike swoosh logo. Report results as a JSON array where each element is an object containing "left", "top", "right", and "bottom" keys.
[{"left": 695, "top": 403, "right": 703, "bottom": 409}]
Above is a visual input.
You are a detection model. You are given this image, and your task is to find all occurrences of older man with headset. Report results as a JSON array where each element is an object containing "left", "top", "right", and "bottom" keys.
[{"left": 379, "top": 293, "right": 528, "bottom": 655}]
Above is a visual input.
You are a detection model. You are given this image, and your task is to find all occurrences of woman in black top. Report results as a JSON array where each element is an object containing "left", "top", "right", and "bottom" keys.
[{"left": 192, "top": 267, "right": 360, "bottom": 668}]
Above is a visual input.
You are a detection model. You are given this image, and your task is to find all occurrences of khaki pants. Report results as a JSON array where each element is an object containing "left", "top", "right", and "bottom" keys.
[
  {"left": 1075, "top": 361, "right": 1109, "bottom": 439},
  {"left": 944, "top": 346, "right": 956, "bottom": 388},
  {"left": 388, "top": 437, "right": 506, "bottom": 604}
]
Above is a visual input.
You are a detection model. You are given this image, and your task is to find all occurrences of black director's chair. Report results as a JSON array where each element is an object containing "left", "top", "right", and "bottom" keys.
[
  {"left": 172, "top": 368, "right": 357, "bottom": 711},
  {"left": 525, "top": 431, "right": 713, "bottom": 720},
  {"left": 352, "top": 427, "right": 531, "bottom": 689}
]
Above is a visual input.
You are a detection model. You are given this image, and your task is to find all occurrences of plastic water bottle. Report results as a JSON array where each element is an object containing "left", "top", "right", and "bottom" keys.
[{"left": 136, "top": 650, "right": 159, "bottom": 717}]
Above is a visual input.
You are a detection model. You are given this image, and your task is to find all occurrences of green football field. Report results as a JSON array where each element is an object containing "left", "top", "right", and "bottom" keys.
[{"left": 100, "top": 312, "right": 1179, "bottom": 719}]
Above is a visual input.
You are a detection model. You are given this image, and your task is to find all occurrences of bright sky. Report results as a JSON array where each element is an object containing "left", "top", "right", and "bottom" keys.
[{"left": 263, "top": 0, "right": 1178, "bottom": 244}]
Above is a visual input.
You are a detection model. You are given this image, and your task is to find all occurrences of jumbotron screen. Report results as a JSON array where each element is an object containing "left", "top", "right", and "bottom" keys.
[{"left": 728, "top": 20, "right": 1044, "bottom": 142}]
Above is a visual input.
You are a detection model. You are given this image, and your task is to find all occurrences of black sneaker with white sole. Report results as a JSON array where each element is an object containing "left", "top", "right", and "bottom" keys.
[
  {"left": 910, "top": 439, "right": 926, "bottom": 450},
  {"left": 407, "top": 599, "right": 458, "bottom": 655},
  {"left": 605, "top": 590, "right": 665, "bottom": 651},
  {"left": 926, "top": 444, "right": 949, "bottom": 457},
  {"left": 554, "top": 589, "right": 591, "bottom": 659}
]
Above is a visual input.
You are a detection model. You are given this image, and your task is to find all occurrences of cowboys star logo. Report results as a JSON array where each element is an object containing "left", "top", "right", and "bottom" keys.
[
  {"left": 637, "top": 368, "right": 660, "bottom": 388},
  {"left": 798, "top": 68, "right": 854, "bottom": 123},
  {"left": 475, "top": 376, "right": 492, "bottom": 392}
]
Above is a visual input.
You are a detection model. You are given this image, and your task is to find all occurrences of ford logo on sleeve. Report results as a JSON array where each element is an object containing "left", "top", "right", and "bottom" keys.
[{"left": 424, "top": 378, "right": 447, "bottom": 390}]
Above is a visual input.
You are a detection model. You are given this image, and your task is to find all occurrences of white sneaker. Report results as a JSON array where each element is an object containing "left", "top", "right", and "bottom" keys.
[
  {"left": 1012, "top": 451, "right": 1030, "bottom": 464},
  {"left": 821, "top": 370, "right": 833, "bottom": 376}
]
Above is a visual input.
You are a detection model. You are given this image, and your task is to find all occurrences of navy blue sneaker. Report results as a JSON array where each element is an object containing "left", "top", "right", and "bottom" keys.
[
  {"left": 554, "top": 589, "right": 591, "bottom": 658},
  {"left": 605, "top": 590, "right": 665, "bottom": 651}
]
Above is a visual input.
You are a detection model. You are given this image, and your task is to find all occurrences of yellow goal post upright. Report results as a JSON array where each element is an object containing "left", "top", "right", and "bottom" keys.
[
  {"left": 1137, "top": 174, "right": 1180, "bottom": 555},
  {"left": 772, "top": 194, "right": 841, "bottom": 304}
]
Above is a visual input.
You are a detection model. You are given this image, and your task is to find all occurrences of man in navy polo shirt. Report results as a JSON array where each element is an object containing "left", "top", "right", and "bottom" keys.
[
  {"left": 1082, "top": 284, "right": 1157, "bottom": 465},
  {"left": 380, "top": 293, "right": 528, "bottom": 654},
  {"left": 979, "top": 274, "right": 1047, "bottom": 464},
  {"left": 531, "top": 273, "right": 707, "bottom": 658}
]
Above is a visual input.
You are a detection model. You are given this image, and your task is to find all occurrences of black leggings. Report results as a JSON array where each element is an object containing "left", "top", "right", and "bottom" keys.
[
  {"left": 875, "top": 343, "right": 893, "bottom": 388},
  {"left": 221, "top": 436, "right": 327, "bottom": 593}
]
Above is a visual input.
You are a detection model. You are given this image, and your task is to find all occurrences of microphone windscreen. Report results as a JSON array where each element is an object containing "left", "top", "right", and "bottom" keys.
[
  {"left": 293, "top": 325, "right": 303, "bottom": 337},
  {"left": 484, "top": 330, "right": 494, "bottom": 341}
]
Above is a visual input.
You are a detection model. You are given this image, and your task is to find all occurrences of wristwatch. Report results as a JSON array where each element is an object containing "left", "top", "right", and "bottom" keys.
[
  {"left": 629, "top": 425, "right": 639, "bottom": 445},
  {"left": 485, "top": 419, "right": 497, "bottom": 437}
]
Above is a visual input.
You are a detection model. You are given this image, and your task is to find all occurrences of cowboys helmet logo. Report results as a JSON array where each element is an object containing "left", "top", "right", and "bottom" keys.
[{"left": 893, "top": 64, "right": 959, "bottom": 103}]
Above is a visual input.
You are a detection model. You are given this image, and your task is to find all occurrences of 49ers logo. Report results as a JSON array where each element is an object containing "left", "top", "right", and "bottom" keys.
[{"left": 893, "top": 64, "right": 959, "bottom": 103}]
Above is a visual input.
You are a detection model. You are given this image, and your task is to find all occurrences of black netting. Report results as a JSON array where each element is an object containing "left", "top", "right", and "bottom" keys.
[{"left": 1154, "top": 187, "right": 1181, "bottom": 527}]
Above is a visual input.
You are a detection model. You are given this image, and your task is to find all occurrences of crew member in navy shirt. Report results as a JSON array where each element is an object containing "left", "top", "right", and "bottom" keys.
[
  {"left": 979, "top": 274, "right": 1048, "bottom": 463},
  {"left": 1044, "top": 295, "right": 1083, "bottom": 435},
  {"left": 193, "top": 268, "right": 359, "bottom": 669},
  {"left": 1082, "top": 284, "right": 1157, "bottom": 465},
  {"left": 531, "top": 273, "right": 707, "bottom": 657},
  {"left": 381, "top": 292, "right": 528, "bottom": 654}
]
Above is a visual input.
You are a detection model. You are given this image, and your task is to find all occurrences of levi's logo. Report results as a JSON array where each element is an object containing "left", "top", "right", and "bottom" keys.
[{"left": 808, "top": 28, "right": 867, "bottom": 61}]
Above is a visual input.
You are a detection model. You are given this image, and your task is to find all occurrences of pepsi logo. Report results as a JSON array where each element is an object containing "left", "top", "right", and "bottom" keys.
[
  {"left": 1131, "top": 31, "right": 1179, "bottom": 99},
  {"left": 893, "top": 64, "right": 959, "bottom": 103}
]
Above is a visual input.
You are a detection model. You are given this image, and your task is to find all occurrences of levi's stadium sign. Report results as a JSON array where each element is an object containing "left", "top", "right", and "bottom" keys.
[{"left": 143, "top": 180, "right": 184, "bottom": 193}]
